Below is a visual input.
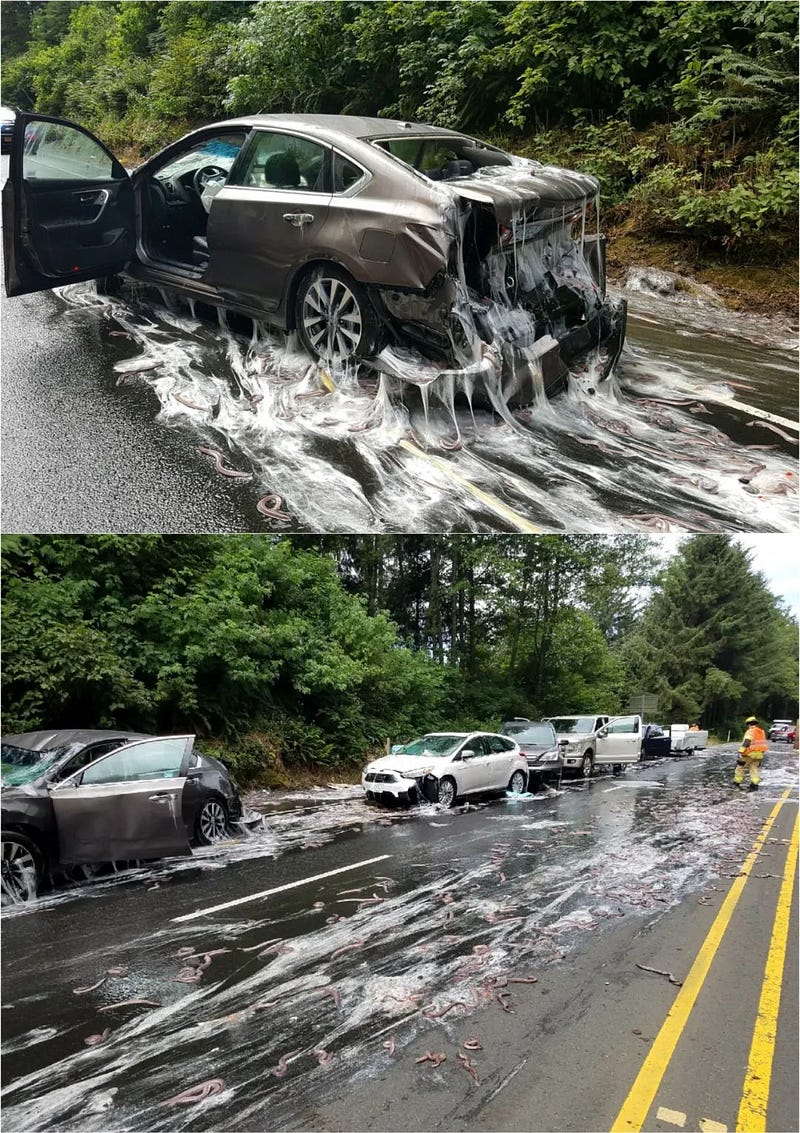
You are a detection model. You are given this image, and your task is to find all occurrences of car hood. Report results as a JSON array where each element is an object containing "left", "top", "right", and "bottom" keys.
[
  {"left": 441, "top": 161, "right": 599, "bottom": 223},
  {"left": 365, "top": 754, "right": 451, "bottom": 777}
]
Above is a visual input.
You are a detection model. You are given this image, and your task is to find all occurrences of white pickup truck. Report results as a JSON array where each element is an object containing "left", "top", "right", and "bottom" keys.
[{"left": 545, "top": 714, "right": 643, "bottom": 778}]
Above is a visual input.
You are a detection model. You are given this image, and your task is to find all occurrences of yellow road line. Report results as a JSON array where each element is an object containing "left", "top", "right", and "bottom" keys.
[
  {"left": 398, "top": 439, "right": 543, "bottom": 532},
  {"left": 610, "top": 788, "right": 793, "bottom": 1133},
  {"left": 736, "top": 812, "right": 799, "bottom": 1132}
]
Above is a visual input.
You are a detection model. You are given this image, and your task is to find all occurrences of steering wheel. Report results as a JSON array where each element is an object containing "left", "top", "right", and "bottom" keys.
[{"left": 193, "top": 164, "right": 227, "bottom": 195}]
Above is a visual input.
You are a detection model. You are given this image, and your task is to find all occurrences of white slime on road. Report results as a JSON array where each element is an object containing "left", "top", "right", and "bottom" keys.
[{"left": 52, "top": 280, "right": 799, "bottom": 532}]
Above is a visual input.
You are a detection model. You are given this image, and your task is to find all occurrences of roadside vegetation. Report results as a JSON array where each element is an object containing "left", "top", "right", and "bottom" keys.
[
  {"left": 2, "top": 1, "right": 797, "bottom": 310},
  {"left": 2, "top": 535, "right": 796, "bottom": 787}
]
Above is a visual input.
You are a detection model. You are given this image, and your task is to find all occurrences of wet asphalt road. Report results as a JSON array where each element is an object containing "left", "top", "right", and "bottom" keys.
[
  {"left": 2, "top": 744, "right": 797, "bottom": 1131},
  {"left": 2, "top": 152, "right": 798, "bottom": 535}
]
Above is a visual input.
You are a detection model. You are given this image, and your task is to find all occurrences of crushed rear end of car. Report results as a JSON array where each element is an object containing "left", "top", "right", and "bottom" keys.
[{"left": 372, "top": 156, "right": 626, "bottom": 406}]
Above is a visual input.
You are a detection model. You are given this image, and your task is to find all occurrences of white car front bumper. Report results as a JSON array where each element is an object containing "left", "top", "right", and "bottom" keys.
[{"left": 362, "top": 769, "right": 437, "bottom": 805}]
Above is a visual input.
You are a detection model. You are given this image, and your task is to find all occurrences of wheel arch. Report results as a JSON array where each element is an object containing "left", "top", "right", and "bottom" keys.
[
  {"left": 285, "top": 256, "right": 370, "bottom": 332},
  {"left": 1, "top": 824, "right": 48, "bottom": 863}
]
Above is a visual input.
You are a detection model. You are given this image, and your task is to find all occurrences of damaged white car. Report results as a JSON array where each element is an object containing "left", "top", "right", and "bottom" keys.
[
  {"left": 4, "top": 112, "right": 626, "bottom": 405},
  {"left": 362, "top": 731, "right": 529, "bottom": 807}
]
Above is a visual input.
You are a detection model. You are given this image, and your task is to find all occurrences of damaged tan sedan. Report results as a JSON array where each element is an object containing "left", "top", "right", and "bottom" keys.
[{"left": 3, "top": 112, "right": 626, "bottom": 400}]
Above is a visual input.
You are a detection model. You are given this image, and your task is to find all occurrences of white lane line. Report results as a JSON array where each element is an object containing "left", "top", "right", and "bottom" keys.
[{"left": 171, "top": 854, "right": 393, "bottom": 923}]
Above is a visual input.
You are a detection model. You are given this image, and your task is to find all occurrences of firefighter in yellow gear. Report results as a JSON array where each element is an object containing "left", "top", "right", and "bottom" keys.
[{"left": 734, "top": 715, "right": 768, "bottom": 790}]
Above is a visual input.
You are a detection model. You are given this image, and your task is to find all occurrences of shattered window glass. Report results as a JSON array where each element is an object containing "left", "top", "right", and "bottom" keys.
[
  {"left": 1, "top": 743, "right": 64, "bottom": 785},
  {"left": 155, "top": 133, "right": 247, "bottom": 183}
]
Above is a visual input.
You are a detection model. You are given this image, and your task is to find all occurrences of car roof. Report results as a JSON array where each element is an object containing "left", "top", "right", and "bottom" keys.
[
  {"left": 213, "top": 113, "right": 470, "bottom": 144},
  {"left": 2, "top": 729, "right": 150, "bottom": 751}
]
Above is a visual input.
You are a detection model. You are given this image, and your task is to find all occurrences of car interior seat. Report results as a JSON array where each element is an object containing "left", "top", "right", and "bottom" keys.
[
  {"left": 263, "top": 151, "right": 301, "bottom": 188},
  {"left": 442, "top": 159, "right": 474, "bottom": 180}
]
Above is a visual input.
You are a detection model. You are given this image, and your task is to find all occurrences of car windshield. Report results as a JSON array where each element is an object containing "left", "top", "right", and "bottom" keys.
[
  {"left": 549, "top": 717, "right": 595, "bottom": 734},
  {"left": 509, "top": 725, "right": 554, "bottom": 746},
  {"left": 0, "top": 742, "right": 66, "bottom": 786},
  {"left": 395, "top": 735, "right": 464, "bottom": 757}
]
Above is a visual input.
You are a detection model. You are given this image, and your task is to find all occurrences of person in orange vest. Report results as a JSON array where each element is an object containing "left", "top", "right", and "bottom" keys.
[{"left": 734, "top": 715, "right": 768, "bottom": 791}]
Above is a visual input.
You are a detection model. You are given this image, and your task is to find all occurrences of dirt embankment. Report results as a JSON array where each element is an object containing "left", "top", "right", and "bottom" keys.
[{"left": 607, "top": 231, "right": 798, "bottom": 320}]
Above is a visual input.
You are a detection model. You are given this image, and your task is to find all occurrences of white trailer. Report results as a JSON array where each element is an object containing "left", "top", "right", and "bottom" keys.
[{"left": 670, "top": 724, "right": 708, "bottom": 753}]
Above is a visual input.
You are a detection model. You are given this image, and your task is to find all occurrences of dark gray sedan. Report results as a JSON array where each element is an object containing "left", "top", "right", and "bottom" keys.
[
  {"left": 499, "top": 719, "right": 563, "bottom": 786},
  {"left": 3, "top": 112, "right": 625, "bottom": 399},
  {"left": 1, "top": 729, "right": 243, "bottom": 906}
]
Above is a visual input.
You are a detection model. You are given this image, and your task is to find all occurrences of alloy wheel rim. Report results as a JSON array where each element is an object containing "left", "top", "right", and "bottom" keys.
[
  {"left": 302, "top": 277, "right": 363, "bottom": 360},
  {"left": 1, "top": 841, "right": 37, "bottom": 904},
  {"left": 510, "top": 772, "right": 525, "bottom": 793},
  {"left": 438, "top": 780, "right": 455, "bottom": 806},
  {"left": 200, "top": 800, "right": 227, "bottom": 841}
]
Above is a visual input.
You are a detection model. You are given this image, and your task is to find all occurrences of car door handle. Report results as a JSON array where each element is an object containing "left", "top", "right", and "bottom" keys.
[
  {"left": 283, "top": 212, "right": 314, "bottom": 227},
  {"left": 77, "top": 189, "right": 109, "bottom": 207},
  {"left": 148, "top": 794, "right": 172, "bottom": 803}
]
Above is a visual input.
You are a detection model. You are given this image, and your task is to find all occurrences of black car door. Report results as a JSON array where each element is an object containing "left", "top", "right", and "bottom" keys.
[{"left": 3, "top": 114, "right": 135, "bottom": 297}]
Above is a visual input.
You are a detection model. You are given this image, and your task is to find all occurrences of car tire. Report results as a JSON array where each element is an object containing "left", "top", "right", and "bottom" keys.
[
  {"left": 195, "top": 797, "right": 230, "bottom": 845},
  {"left": 295, "top": 264, "right": 382, "bottom": 363},
  {"left": 508, "top": 770, "right": 527, "bottom": 795},
  {"left": 579, "top": 752, "right": 594, "bottom": 779},
  {"left": 1, "top": 831, "right": 43, "bottom": 906},
  {"left": 436, "top": 776, "right": 458, "bottom": 808}
]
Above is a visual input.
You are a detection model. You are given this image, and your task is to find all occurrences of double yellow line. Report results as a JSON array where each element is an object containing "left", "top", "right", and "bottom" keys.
[{"left": 611, "top": 789, "right": 798, "bottom": 1133}]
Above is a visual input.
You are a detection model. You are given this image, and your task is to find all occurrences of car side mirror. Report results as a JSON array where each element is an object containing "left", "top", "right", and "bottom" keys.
[
  {"left": 50, "top": 778, "right": 78, "bottom": 791},
  {"left": 461, "top": 749, "right": 476, "bottom": 759},
  {"left": 598, "top": 727, "right": 608, "bottom": 737},
  {"left": 186, "top": 767, "right": 203, "bottom": 779}
]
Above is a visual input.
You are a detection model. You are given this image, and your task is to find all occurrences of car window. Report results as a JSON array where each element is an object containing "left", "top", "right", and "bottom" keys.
[
  {"left": 464, "top": 736, "right": 488, "bottom": 756},
  {"left": 500, "top": 721, "right": 531, "bottom": 736},
  {"left": 373, "top": 135, "right": 512, "bottom": 181},
  {"left": 53, "top": 739, "right": 128, "bottom": 781},
  {"left": 155, "top": 132, "right": 247, "bottom": 185},
  {"left": 80, "top": 737, "right": 192, "bottom": 785},
  {"left": 0, "top": 742, "right": 66, "bottom": 786},
  {"left": 231, "top": 131, "right": 329, "bottom": 192},
  {"left": 22, "top": 120, "right": 120, "bottom": 182},
  {"left": 510, "top": 725, "right": 554, "bottom": 746},
  {"left": 397, "top": 735, "right": 464, "bottom": 757},
  {"left": 332, "top": 151, "right": 365, "bottom": 193},
  {"left": 549, "top": 717, "right": 595, "bottom": 733},
  {"left": 605, "top": 716, "right": 639, "bottom": 734}
]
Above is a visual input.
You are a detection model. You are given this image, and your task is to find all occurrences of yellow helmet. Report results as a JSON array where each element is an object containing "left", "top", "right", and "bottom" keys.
[{"left": 745, "top": 715, "right": 758, "bottom": 724}]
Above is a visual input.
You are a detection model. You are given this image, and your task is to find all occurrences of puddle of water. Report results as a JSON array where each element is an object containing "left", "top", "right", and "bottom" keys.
[{"left": 52, "top": 279, "right": 798, "bottom": 533}]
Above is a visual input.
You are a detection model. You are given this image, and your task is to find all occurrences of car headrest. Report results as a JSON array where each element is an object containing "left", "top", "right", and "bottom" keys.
[{"left": 263, "top": 151, "right": 301, "bottom": 188}]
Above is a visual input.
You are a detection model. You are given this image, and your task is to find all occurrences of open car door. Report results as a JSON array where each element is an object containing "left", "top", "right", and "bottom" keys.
[
  {"left": 49, "top": 736, "right": 194, "bottom": 864},
  {"left": 3, "top": 114, "right": 135, "bottom": 297},
  {"left": 595, "top": 714, "right": 642, "bottom": 765}
]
